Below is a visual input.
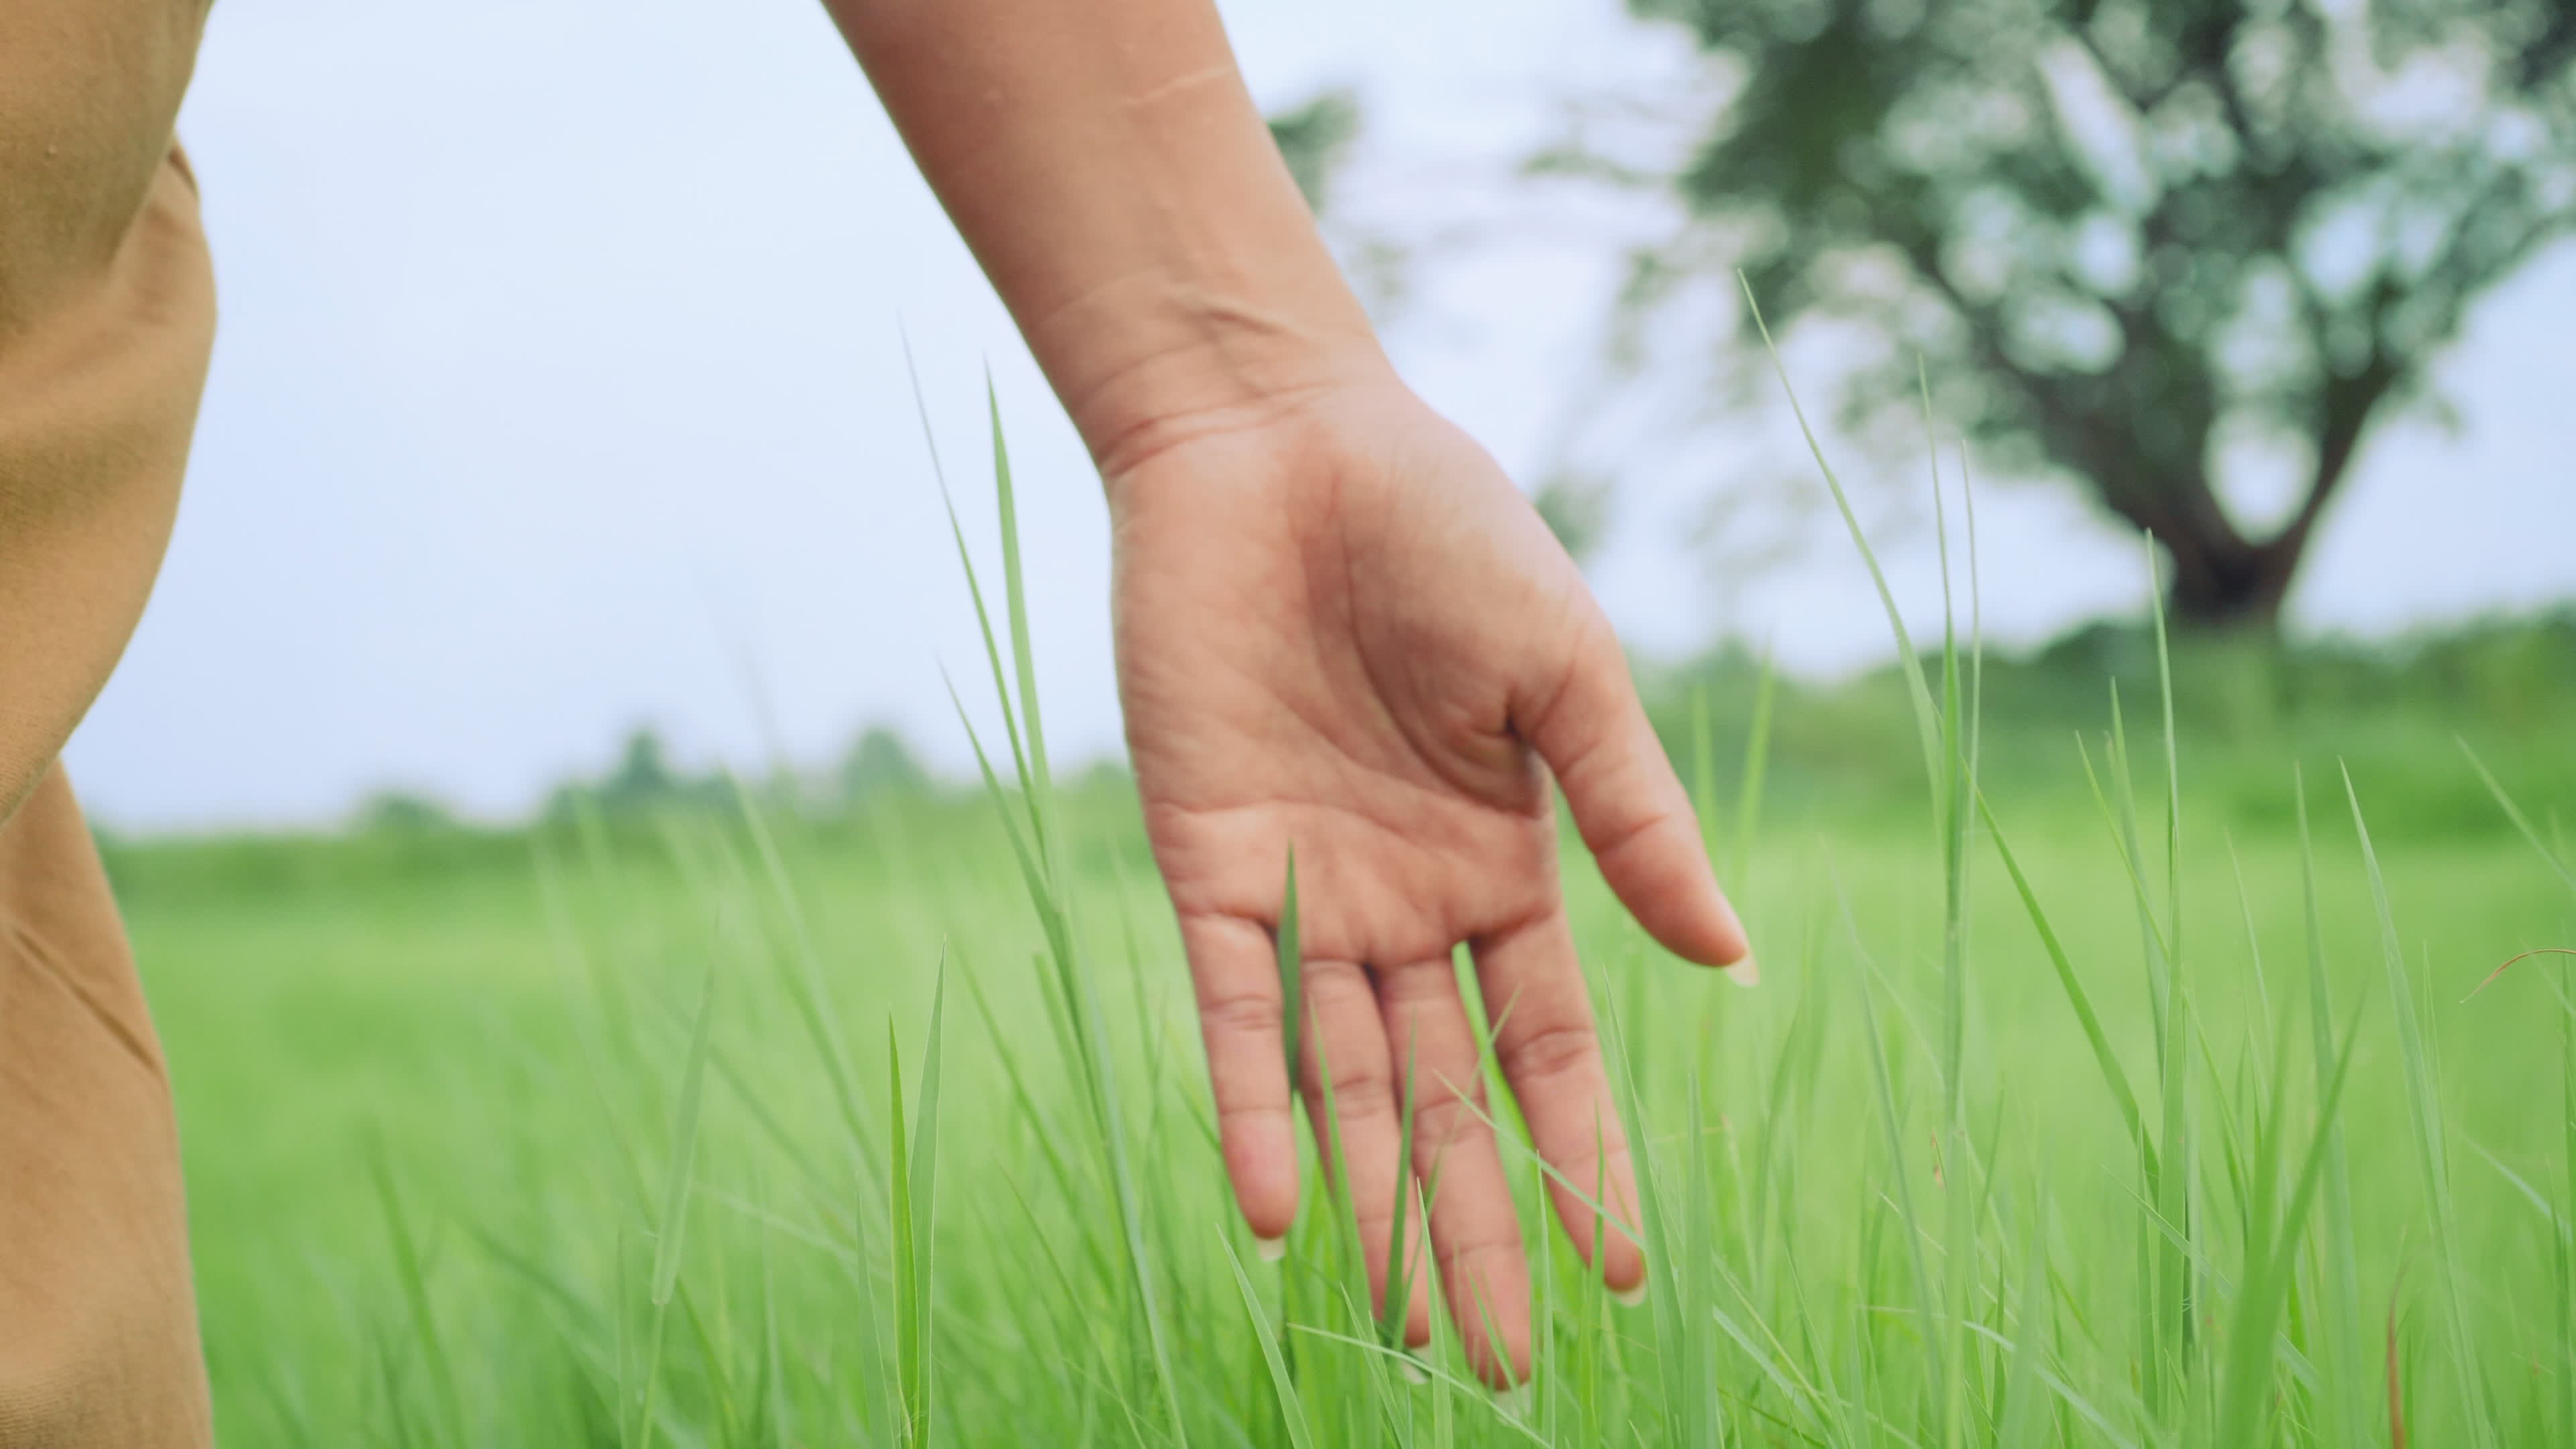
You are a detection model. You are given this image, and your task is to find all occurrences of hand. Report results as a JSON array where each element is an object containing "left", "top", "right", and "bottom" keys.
[{"left": 1108, "top": 374, "right": 1754, "bottom": 1385}]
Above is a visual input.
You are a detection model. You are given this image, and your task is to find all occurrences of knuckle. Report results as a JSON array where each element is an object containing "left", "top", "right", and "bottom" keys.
[
  {"left": 1377, "top": 961, "right": 1454, "bottom": 1008},
  {"left": 1317, "top": 1057, "right": 1395, "bottom": 1120},
  {"left": 1197, "top": 987, "right": 1279, "bottom": 1043},
  {"left": 1350, "top": 1191, "right": 1397, "bottom": 1239},
  {"left": 1525, "top": 610, "right": 1619, "bottom": 735},
  {"left": 1303, "top": 961, "right": 1375, "bottom": 1014},
  {"left": 1436, "top": 1223, "right": 1523, "bottom": 1276},
  {"left": 1585, "top": 797, "right": 1676, "bottom": 861},
  {"left": 1216, "top": 1098, "right": 1291, "bottom": 1132},
  {"left": 1499, "top": 1020, "right": 1601, "bottom": 1089},
  {"left": 1411, "top": 1081, "right": 1495, "bottom": 1151}
]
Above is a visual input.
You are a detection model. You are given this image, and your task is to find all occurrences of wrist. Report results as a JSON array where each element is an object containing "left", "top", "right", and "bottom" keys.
[{"left": 1032, "top": 268, "right": 1396, "bottom": 485}]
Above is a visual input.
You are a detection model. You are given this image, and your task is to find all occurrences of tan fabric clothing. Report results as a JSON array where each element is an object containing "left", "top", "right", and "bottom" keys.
[
  {"left": 1, "top": 0, "right": 215, "bottom": 821},
  {"left": 2, "top": 0, "right": 220, "bottom": 1442},
  {"left": 0, "top": 768, "right": 210, "bottom": 1445}
]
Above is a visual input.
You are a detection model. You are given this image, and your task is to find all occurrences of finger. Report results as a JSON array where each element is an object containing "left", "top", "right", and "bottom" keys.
[
  {"left": 1473, "top": 910, "right": 1647, "bottom": 1301},
  {"left": 1521, "top": 613, "right": 1754, "bottom": 978},
  {"left": 1182, "top": 912, "right": 1298, "bottom": 1246},
  {"left": 1297, "top": 959, "right": 1432, "bottom": 1344},
  {"left": 1377, "top": 955, "right": 1533, "bottom": 1387}
]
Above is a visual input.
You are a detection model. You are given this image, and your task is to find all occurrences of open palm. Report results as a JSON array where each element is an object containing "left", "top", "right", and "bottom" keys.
[{"left": 1107, "top": 378, "right": 1753, "bottom": 1384}]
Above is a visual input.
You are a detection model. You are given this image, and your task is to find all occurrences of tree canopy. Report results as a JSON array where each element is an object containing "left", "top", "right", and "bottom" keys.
[{"left": 1603, "top": 0, "right": 2576, "bottom": 626}]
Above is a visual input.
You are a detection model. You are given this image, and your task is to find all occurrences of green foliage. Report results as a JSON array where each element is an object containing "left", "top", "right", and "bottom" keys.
[
  {"left": 1530, "top": 470, "right": 1616, "bottom": 564},
  {"left": 114, "top": 406, "right": 2576, "bottom": 1446},
  {"left": 840, "top": 725, "right": 930, "bottom": 806},
  {"left": 1642, "top": 606, "right": 2576, "bottom": 834},
  {"left": 352, "top": 790, "right": 460, "bottom": 836},
  {"left": 130, "top": 709, "right": 2576, "bottom": 1444},
  {"left": 1587, "top": 0, "right": 2576, "bottom": 623},
  {"left": 1267, "top": 87, "right": 1364, "bottom": 214},
  {"left": 545, "top": 728, "right": 734, "bottom": 822}
]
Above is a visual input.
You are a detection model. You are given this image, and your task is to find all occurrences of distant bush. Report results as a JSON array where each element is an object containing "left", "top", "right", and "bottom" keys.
[
  {"left": 839, "top": 725, "right": 930, "bottom": 806},
  {"left": 350, "top": 790, "right": 459, "bottom": 835},
  {"left": 1647, "top": 609, "right": 2576, "bottom": 835},
  {"left": 542, "top": 727, "right": 735, "bottom": 824}
]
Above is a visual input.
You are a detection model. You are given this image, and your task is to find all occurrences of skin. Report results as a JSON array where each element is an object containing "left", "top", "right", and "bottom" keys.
[{"left": 830, "top": 0, "right": 1755, "bottom": 1386}]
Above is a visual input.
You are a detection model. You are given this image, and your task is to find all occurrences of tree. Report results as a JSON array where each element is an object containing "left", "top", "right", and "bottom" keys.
[
  {"left": 1579, "top": 0, "right": 2576, "bottom": 627},
  {"left": 351, "top": 789, "right": 458, "bottom": 835},
  {"left": 1269, "top": 87, "right": 1421, "bottom": 325},
  {"left": 839, "top": 724, "right": 929, "bottom": 805},
  {"left": 600, "top": 727, "right": 681, "bottom": 810},
  {"left": 1273, "top": 89, "right": 1619, "bottom": 561},
  {"left": 542, "top": 725, "right": 724, "bottom": 821},
  {"left": 1269, "top": 88, "right": 1364, "bottom": 213}
]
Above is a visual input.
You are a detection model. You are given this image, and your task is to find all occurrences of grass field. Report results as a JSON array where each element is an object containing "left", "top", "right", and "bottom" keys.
[{"left": 108, "top": 452, "right": 2576, "bottom": 1446}]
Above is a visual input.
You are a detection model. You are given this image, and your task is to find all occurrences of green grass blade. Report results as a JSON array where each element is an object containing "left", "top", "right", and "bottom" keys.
[
  {"left": 2147, "top": 540, "right": 2182, "bottom": 1008},
  {"left": 1837, "top": 874, "right": 1947, "bottom": 1420},
  {"left": 1222, "top": 1236, "right": 1318, "bottom": 1449},
  {"left": 1689, "top": 684, "right": 1716, "bottom": 853},
  {"left": 2561, "top": 989, "right": 2576, "bottom": 1444},
  {"left": 1995, "top": 1197, "right": 2053, "bottom": 1449},
  {"left": 1980, "top": 794, "right": 2151, "bottom": 1165},
  {"left": 1926, "top": 380, "right": 1974, "bottom": 1449},
  {"left": 888, "top": 1027, "right": 918, "bottom": 1445},
  {"left": 907, "top": 338, "right": 1036, "bottom": 811},
  {"left": 910, "top": 955, "right": 949, "bottom": 1446},
  {"left": 2345, "top": 766, "right": 2496, "bottom": 1446},
  {"left": 368, "top": 1139, "right": 466, "bottom": 1448},
  {"left": 651, "top": 956, "right": 720, "bottom": 1309},
  {"left": 987, "top": 378, "right": 1056, "bottom": 839},
  {"left": 2460, "top": 739, "right": 2576, "bottom": 899},
  {"left": 2295, "top": 767, "right": 2369, "bottom": 1447},
  {"left": 2214, "top": 1006, "right": 2365, "bottom": 1447},
  {"left": 633, "top": 946, "right": 720, "bottom": 1449},
  {"left": 1733, "top": 650, "right": 1778, "bottom": 884},
  {"left": 1380, "top": 1030, "right": 1419, "bottom": 1352},
  {"left": 724, "top": 776, "right": 875, "bottom": 1160},
  {"left": 955, "top": 957, "right": 1097, "bottom": 1264},
  {"left": 1739, "top": 276, "right": 1943, "bottom": 798},
  {"left": 941, "top": 398, "right": 1185, "bottom": 1441},
  {"left": 1279, "top": 849, "right": 1303, "bottom": 1095},
  {"left": 1073, "top": 953, "right": 1189, "bottom": 1442}
]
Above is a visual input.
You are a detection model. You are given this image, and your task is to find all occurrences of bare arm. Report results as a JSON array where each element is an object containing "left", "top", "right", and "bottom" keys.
[
  {"left": 827, "top": 0, "right": 1753, "bottom": 1386},
  {"left": 823, "top": 0, "right": 1385, "bottom": 474}
]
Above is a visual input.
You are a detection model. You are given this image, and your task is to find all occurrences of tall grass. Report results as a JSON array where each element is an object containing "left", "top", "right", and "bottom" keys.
[{"left": 123, "top": 375, "right": 2576, "bottom": 1445}]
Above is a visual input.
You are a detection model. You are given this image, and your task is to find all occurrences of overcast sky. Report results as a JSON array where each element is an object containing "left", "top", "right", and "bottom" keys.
[{"left": 60, "top": 0, "right": 2576, "bottom": 830}]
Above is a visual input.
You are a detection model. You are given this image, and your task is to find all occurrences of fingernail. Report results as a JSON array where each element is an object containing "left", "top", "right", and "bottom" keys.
[
  {"left": 1611, "top": 1279, "right": 1648, "bottom": 1308},
  {"left": 1398, "top": 1355, "right": 1430, "bottom": 1385},
  {"left": 1254, "top": 1232, "right": 1287, "bottom": 1262},
  {"left": 1722, "top": 951, "right": 1760, "bottom": 988},
  {"left": 1494, "top": 1383, "right": 1534, "bottom": 1419}
]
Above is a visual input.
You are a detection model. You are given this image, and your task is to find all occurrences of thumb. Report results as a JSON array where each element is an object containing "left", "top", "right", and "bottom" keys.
[{"left": 1521, "top": 612, "right": 1755, "bottom": 981}]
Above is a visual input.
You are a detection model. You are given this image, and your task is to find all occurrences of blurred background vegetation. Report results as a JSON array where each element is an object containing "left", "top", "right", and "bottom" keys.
[
  {"left": 101, "top": 606, "right": 2576, "bottom": 905},
  {"left": 1283, "top": 0, "right": 2575, "bottom": 626}
]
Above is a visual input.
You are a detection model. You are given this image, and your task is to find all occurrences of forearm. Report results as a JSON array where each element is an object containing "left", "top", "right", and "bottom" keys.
[{"left": 824, "top": 0, "right": 1391, "bottom": 475}]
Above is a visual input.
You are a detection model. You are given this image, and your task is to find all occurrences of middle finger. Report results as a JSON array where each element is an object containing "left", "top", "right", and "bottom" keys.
[
  {"left": 1299, "top": 957, "right": 1434, "bottom": 1348},
  {"left": 1376, "top": 953, "right": 1533, "bottom": 1387}
]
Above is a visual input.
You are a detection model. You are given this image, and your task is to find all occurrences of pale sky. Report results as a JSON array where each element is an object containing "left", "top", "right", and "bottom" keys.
[{"left": 60, "top": 0, "right": 2576, "bottom": 830}]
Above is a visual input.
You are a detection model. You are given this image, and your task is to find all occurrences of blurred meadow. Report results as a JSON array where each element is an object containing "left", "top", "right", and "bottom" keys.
[
  {"left": 115, "top": 454, "right": 2576, "bottom": 1443},
  {"left": 80, "top": 0, "right": 2576, "bottom": 1443}
]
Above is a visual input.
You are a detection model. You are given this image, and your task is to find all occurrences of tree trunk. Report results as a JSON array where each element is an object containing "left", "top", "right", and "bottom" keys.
[
  {"left": 2096, "top": 473, "right": 2333, "bottom": 633},
  {"left": 2105, "top": 360, "right": 2387, "bottom": 631},
  {"left": 2165, "top": 538, "right": 2301, "bottom": 630}
]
